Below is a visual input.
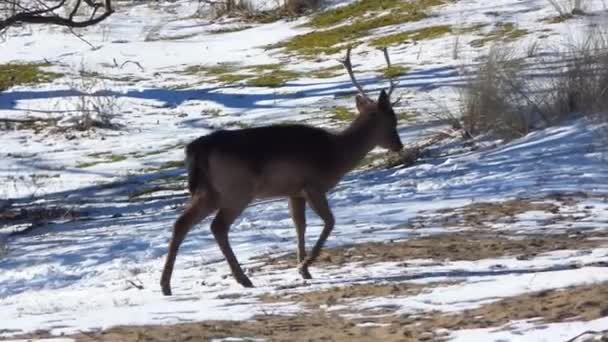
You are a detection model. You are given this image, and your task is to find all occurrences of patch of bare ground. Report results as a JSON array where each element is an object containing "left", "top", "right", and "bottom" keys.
[
  {"left": 261, "top": 281, "right": 460, "bottom": 309},
  {"left": 63, "top": 312, "right": 404, "bottom": 342},
  {"left": 253, "top": 230, "right": 608, "bottom": 271},
  {"left": 24, "top": 282, "right": 608, "bottom": 342},
  {"left": 412, "top": 194, "right": 595, "bottom": 230},
  {"left": 392, "top": 282, "right": 608, "bottom": 340}
]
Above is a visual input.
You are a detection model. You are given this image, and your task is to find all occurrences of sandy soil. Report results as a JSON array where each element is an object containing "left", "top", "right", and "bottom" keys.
[{"left": 9, "top": 197, "right": 608, "bottom": 342}]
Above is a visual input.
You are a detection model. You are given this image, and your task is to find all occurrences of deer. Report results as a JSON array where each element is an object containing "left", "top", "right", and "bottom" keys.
[{"left": 160, "top": 48, "right": 403, "bottom": 295}]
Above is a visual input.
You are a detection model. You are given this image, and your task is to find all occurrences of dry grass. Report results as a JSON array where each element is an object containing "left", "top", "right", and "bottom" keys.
[
  {"left": 459, "top": 28, "right": 608, "bottom": 140},
  {"left": 200, "top": 0, "right": 320, "bottom": 22},
  {"left": 546, "top": 0, "right": 586, "bottom": 17},
  {"left": 460, "top": 46, "right": 534, "bottom": 139},
  {"left": 254, "top": 230, "right": 607, "bottom": 271},
  {"left": 19, "top": 282, "right": 605, "bottom": 342},
  {"left": 541, "top": 29, "right": 608, "bottom": 122}
]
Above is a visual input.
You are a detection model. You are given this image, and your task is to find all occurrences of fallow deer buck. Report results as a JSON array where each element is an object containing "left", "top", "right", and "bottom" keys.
[{"left": 160, "top": 48, "right": 403, "bottom": 295}]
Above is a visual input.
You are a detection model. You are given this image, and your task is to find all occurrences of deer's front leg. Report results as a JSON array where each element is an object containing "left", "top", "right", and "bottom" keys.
[
  {"left": 289, "top": 196, "right": 311, "bottom": 279},
  {"left": 299, "top": 189, "right": 335, "bottom": 277}
]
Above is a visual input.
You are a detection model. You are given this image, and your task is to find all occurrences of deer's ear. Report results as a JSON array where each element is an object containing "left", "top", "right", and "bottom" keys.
[{"left": 378, "top": 89, "right": 391, "bottom": 111}]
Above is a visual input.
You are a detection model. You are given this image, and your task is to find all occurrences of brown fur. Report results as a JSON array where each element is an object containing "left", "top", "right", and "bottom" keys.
[{"left": 160, "top": 90, "right": 403, "bottom": 295}]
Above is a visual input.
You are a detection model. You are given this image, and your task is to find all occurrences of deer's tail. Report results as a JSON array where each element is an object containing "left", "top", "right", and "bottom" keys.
[{"left": 185, "top": 137, "right": 212, "bottom": 196}]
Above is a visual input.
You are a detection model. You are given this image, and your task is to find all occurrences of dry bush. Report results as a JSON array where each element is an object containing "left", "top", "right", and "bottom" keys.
[
  {"left": 460, "top": 46, "right": 536, "bottom": 139},
  {"left": 283, "top": 0, "right": 321, "bottom": 15},
  {"left": 458, "top": 28, "right": 608, "bottom": 140},
  {"left": 546, "top": 0, "right": 586, "bottom": 16},
  {"left": 60, "top": 65, "right": 122, "bottom": 131},
  {"left": 199, "top": 0, "right": 320, "bottom": 20},
  {"left": 541, "top": 29, "right": 608, "bottom": 122}
]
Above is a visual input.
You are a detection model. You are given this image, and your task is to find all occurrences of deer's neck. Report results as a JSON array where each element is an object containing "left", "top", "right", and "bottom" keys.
[{"left": 334, "top": 115, "right": 378, "bottom": 173}]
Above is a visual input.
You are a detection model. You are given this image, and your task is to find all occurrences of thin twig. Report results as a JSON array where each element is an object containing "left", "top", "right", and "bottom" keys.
[
  {"left": 126, "top": 279, "right": 144, "bottom": 290},
  {"left": 120, "top": 60, "right": 145, "bottom": 72},
  {"left": 68, "top": 26, "right": 96, "bottom": 49},
  {"left": 565, "top": 330, "right": 606, "bottom": 342}
]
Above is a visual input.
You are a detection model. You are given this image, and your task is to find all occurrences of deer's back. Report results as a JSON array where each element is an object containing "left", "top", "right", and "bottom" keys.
[
  {"left": 189, "top": 125, "right": 339, "bottom": 199},
  {"left": 198, "top": 125, "right": 336, "bottom": 170}
]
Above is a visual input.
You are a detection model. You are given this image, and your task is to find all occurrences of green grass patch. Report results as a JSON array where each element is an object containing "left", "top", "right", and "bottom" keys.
[
  {"left": 108, "top": 155, "right": 127, "bottom": 163},
  {"left": 397, "top": 111, "right": 415, "bottom": 121},
  {"left": 246, "top": 69, "right": 299, "bottom": 87},
  {"left": 160, "top": 160, "right": 185, "bottom": 169},
  {"left": 181, "top": 62, "right": 300, "bottom": 87},
  {"left": 0, "top": 63, "right": 62, "bottom": 91},
  {"left": 77, "top": 153, "right": 128, "bottom": 168},
  {"left": 182, "top": 62, "right": 240, "bottom": 76},
  {"left": 76, "top": 161, "right": 101, "bottom": 168},
  {"left": 308, "top": 0, "right": 444, "bottom": 28},
  {"left": 310, "top": 65, "right": 344, "bottom": 78},
  {"left": 248, "top": 64, "right": 284, "bottom": 72},
  {"left": 217, "top": 73, "right": 249, "bottom": 83},
  {"left": 131, "top": 142, "right": 185, "bottom": 158},
  {"left": 209, "top": 26, "right": 252, "bottom": 34},
  {"left": 280, "top": 0, "right": 445, "bottom": 56},
  {"left": 470, "top": 22, "right": 528, "bottom": 48},
  {"left": 370, "top": 25, "right": 452, "bottom": 47},
  {"left": 380, "top": 64, "right": 410, "bottom": 78},
  {"left": 331, "top": 106, "right": 357, "bottom": 121}
]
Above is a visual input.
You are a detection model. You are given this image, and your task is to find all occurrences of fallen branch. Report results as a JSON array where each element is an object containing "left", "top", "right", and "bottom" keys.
[
  {"left": 0, "top": 117, "right": 58, "bottom": 124},
  {"left": 565, "top": 330, "right": 607, "bottom": 342},
  {"left": 115, "top": 59, "right": 144, "bottom": 72},
  {"left": 126, "top": 279, "right": 144, "bottom": 290},
  {"left": 0, "top": 0, "right": 114, "bottom": 32}
]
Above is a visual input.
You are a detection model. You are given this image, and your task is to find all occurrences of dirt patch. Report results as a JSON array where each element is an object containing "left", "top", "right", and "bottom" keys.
[
  {"left": 64, "top": 312, "right": 405, "bottom": 342},
  {"left": 19, "top": 282, "right": 607, "bottom": 342},
  {"left": 253, "top": 230, "right": 608, "bottom": 271},
  {"left": 438, "top": 200, "right": 559, "bottom": 228},
  {"left": 392, "top": 282, "right": 608, "bottom": 340},
  {"left": 261, "top": 281, "right": 458, "bottom": 309},
  {"left": 413, "top": 194, "right": 594, "bottom": 230}
]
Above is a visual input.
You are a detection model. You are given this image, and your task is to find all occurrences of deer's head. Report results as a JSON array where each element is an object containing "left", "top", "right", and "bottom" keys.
[
  {"left": 355, "top": 90, "right": 403, "bottom": 152},
  {"left": 342, "top": 47, "right": 404, "bottom": 152}
]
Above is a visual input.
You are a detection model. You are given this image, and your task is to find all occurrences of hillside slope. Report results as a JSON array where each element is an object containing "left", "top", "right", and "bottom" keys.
[{"left": 1, "top": 0, "right": 608, "bottom": 340}]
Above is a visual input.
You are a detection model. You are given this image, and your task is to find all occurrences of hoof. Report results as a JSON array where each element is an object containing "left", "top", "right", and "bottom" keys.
[
  {"left": 237, "top": 276, "right": 254, "bottom": 288},
  {"left": 298, "top": 266, "right": 312, "bottom": 280},
  {"left": 161, "top": 285, "right": 172, "bottom": 296}
]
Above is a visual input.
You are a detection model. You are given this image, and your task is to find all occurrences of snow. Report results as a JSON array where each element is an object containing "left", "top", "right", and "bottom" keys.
[
  {"left": 1, "top": 0, "right": 608, "bottom": 339},
  {"left": 451, "top": 318, "right": 608, "bottom": 342}
]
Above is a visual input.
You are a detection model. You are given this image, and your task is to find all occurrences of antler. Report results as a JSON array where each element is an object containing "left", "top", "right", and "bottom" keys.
[
  {"left": 340, "top": 47, "right": 370, "bottom": 99},
  {"left": 380, "top": 47, "right": 402, "bottom": 106}
]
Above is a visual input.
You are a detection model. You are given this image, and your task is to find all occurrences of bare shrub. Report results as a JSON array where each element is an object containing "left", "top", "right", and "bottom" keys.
[
  {"left": 199, "top": 0, "right": 320, "bottom": 20},
  {"left": 541, "top": 29, "right": 608, "bottom": 122},
  {"left": 60, "top": 65, "right": 122, "bottom": 131},
  {"left": 283, "top": 0, "right": 320, "bottom": 15},
  {"left": 546, "top": 0, "right": 586, "bottom": 16},
  {"left": 460, "top": 46, "right": 536, "bottom": 139},
  {"left": 457, "top": 27, "right": 608, "bottom": 140},
  {"left": 202, "top": 0, "right": 253, "bottom": 17}
]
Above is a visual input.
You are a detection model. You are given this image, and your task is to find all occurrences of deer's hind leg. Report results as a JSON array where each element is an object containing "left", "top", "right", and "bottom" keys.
[
  {"left": 161, "top": 193, "right": 217, "bottom": 296},
  {"left": 211, "top": 202, "right": 253, "bottom": 287},
  {"left": 299, "top": 188, "right": 334, "bottom": 279},
  {"left": 289, "top": 196, "right": 311, "bottom": 279}
]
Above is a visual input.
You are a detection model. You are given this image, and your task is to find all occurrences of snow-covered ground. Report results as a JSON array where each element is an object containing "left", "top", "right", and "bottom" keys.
[{"left": 1, "top": 0, "right": 608, "bottom": 340}]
